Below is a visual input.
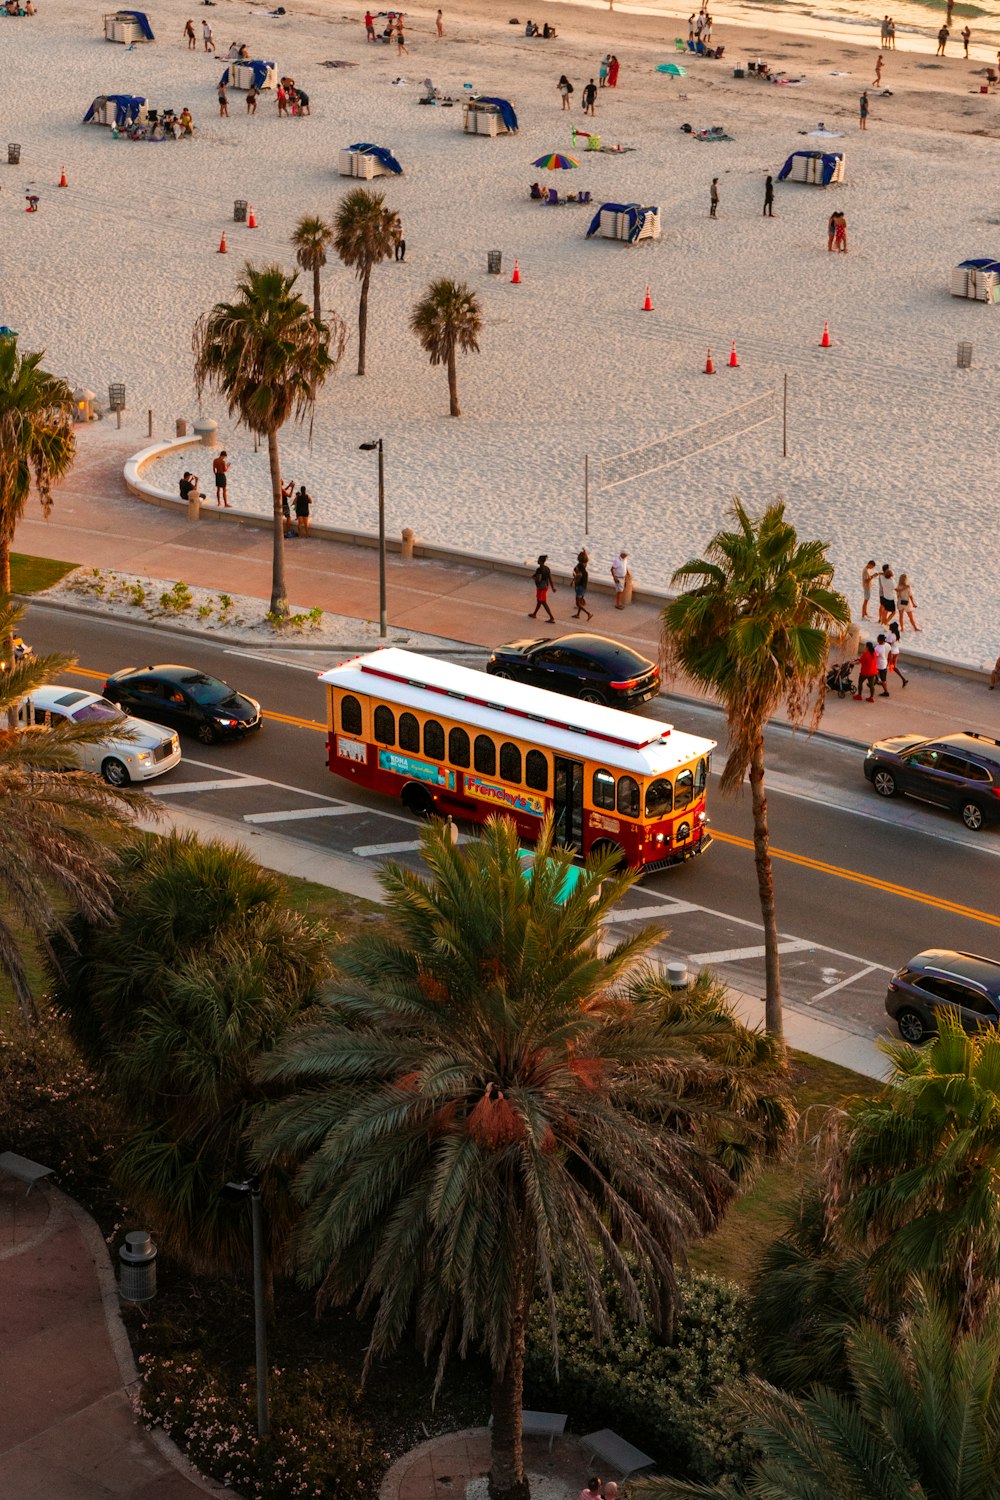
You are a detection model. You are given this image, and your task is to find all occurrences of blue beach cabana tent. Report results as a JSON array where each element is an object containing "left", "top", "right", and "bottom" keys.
[
  {"left": 476, "top": 96, "right": 518, "bottom": 132},
  {"left": 83, "top": 94, "right": 147, "bottom": 127},
  {"left": 463, "top": 96, "right": 519, "bottom": 136},
  {"left": 777, "top": 149, "right": 844, "bottom": 185},
  {"left": 345, "top": 142, "right": 404, "bottom": 173},
  {"left": 586, "top": 201, "right": 661, "bottom": 244},
  {"left": 219, "top": 59, "right": 276, "bottom": 90},
  {"left": 104, "top": 9, "right": 155, "bottom": 41}
]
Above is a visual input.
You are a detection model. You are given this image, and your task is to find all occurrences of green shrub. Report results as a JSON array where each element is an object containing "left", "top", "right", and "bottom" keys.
[
  {"left": 525, "top": 1273, "right": 757, "bottom": 1483},
  {"left": 134, "top": 1349, "right": 387, "bottom": 1499}
]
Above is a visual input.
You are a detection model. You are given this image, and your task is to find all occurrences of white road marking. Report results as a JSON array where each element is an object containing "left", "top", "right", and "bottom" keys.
[
  {"left": 244, "top": 806, "right": 362, "bottom": 824},
  {"left": 808, "top": 963, "right": 884, "bottom": 1004},
  {"left": 686, "top": 939, "right": 815, "bottom": 966},
  {"left": 606, "top": 902, "right": 700, "bottom": 923},
  {"left": 354, "top": 840, "right": 425, "bottom": 857},
  {"left": 181, "top": 757, "right": 414, "bottom": 822},
  {"left": 151, "top": 776, "right": 270, "bottom": 796}
]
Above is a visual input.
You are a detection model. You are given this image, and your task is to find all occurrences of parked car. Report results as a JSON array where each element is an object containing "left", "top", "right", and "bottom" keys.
[
  {"left": 486, "top": 633, "right": 659, "bottom": 709},
  {"left": 103, "top": 665, "right": 262, "bottom": 745},
  {"left": 863, "top": 730, "right": 1000, "bottom": 831},
  {"left": 885, "top": 949, "right": 1000, "bottom": 1043},
  {"left": 20, "top": 686, "right": 181, "bottom": 786}
]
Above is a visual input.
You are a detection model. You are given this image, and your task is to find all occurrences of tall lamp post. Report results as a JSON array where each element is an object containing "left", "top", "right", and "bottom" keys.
[
  {"left": 359, "top": 438, "right": 387, "bottom": 639},
  {"left": 221, "top": 1176, "right": 269, "bottom": 1438}
]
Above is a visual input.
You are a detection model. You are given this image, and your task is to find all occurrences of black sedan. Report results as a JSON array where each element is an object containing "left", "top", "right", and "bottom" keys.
[
  {"left": 486, "top": 633, "right": 660, "bottom": 709},
  {"left": 103, "top": 664, "right": 262, "bottom": 745}
]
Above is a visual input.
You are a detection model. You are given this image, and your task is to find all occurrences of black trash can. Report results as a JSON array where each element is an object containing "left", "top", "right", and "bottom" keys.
[
  {"left": 234, "top": 198, "right": 248, "bottom": 222},
  {"left": 8, "top": 144, "right": 21, "bottom": 165},
  {"left": 487, "top": 249, "right": 502, "bottom": 275}
]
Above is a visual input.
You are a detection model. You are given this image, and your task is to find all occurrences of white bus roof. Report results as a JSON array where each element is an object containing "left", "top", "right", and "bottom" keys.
[{"left": 320, "top": 648, "right": 716, "bottom": 777}]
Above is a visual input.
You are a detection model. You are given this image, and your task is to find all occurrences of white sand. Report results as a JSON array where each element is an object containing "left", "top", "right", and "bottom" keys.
[{"left": 5, "top": 0, "right": 1000, "bottom": 668}]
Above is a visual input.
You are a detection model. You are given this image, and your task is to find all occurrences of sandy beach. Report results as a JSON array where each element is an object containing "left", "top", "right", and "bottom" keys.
[{"left": 5, "top": 0, "right": 1000, "bottom": 667}]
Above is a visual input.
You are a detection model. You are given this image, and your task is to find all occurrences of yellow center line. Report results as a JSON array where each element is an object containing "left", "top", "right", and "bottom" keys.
[
  {"left": 711, "top": 829, "right": 1000, "bottom": 929},
  {"left": 63, "top": 667, "right": 997, "bottom": 928}
]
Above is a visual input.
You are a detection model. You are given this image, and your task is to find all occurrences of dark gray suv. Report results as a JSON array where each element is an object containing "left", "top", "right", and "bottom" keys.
[
  {"left": 864, "top": 730, "right": 1000, "bottom": 831},
  {"left": 885, "top": 949, "right": 1000, "bottom": 1044}
]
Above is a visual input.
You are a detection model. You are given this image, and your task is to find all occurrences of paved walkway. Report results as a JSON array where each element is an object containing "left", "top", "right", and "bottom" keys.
[
  {"left": 0, "top": 1177, "right": 224, "bottom": 1499},
  {"left": 380, "top": 1428, "right": 589, "bottom": 1500},
  {"left": 15, "top": 427, "right": 1000, "bottom": 752}
]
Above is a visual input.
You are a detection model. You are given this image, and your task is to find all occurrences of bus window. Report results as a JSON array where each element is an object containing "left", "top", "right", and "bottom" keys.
[
  {"left": 474, "top": 734, "right": 496, "bottom": 775},
  {"left": 499, "top": 742, "right": 522, "bottom": 784},
  {"left": 675, "top": 768, "right": 694, "bottom": 810},
  {"left": 373, "top": 705, "right": 395, "bottom": 746},
  {"left": 617, "top": 775, "right": 640, "bottom": 818},
  {"left": 593, "top": 768, "right": 616, "bottom": 810},
  {"left": 340, "top": 694, "right": 362, "bottom": 735},
  {"left": 449, "top": 726, "right": 470, "bottom": 768},
  {"left": 399, "top": 712, "right": 420, "bottom": 752},
  {"left": 525, "top": 749, "right": 548, "bottom": 793},
  {"left": 424, "top": 719, "right": 445, "bottom": 761},
  {"left": 645, "top": 778, "right": 673, "bottom": 818},
  {"left": 695, "top": 757, "right": 708, "bottom": 794}
]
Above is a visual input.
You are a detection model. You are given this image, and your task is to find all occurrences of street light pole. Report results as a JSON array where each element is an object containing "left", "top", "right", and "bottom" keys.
[{"left": 360, "top": 438, "right": 388, "bottom": 639}]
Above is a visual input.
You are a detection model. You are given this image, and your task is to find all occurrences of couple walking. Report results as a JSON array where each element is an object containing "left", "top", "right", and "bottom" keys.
[{"left": 529, "top": 552, "right": 593, "bottom": 622}]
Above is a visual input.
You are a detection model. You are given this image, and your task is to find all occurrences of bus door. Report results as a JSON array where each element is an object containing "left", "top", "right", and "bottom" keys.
[{"left": 552, "top": 757, "right": 584, "bottom": 848}]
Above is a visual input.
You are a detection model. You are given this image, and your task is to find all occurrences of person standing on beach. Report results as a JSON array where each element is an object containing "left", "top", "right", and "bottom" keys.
[
  {"left": 873, "top": 53, "right": 884, "bottom": 87},
  {"left": 558, "top": 74, "right": 574, "bottom": 109},
  {"left": 859, "top": 91, "right": 869, "bottom": 129},
  {"left": 709, "top": 177, "right": 719, "bottom": 217},
  {"left": 878, "top": 564, "right": 896, "bottom": 623},
  {"left": 395, "top": 235, "right": 406, "bottom": 262},
  {"left": 529, "top": 555, "right": 556, "bottom": 622},
  {"left": 582, "top": 78, "right": 597, "bottom": 115},
  {"left": 887, "top": 18, "right": 895, "bottom": 49},
  {"left": 395, "top": 15, "right": 408, "bottom": 54},
  {"left": 880, "top": 15, "right": 889, "bottom": 46},
  {"left": 763, "top": 174, "right": 774, "bottom": 216},
  {"left": 607, "top": 55, "right": 620, "bottom": 86},
  {"left": 827, "top": 211, "right": 837, "bottom": 251},
  {"left": 218, "top": 81, "right": 228, "bottom": 117},
  {"left": 599, "top": 54, "right": 610, "bottom": 86},
  {"left": 572, "top": 552, "right": 593, "bottom": 621},
  {"left": 246, "top": 83, "right": 258, "bottom": 113},
  {"left": 436, "top": 8, "right": 444, "bottom": 37},
  {"left": 184, "top": 17, "right": 196, "bottom": 47},
  {"left": 962, "top": 25, "right": 971, "bottom": 56},
  {"left": 202, "top": 18, "right": 214, "bottom": 51},
  {"left": 895, "top": 573, "right": 920, "bottom": 631},
  {"left": 212, "top": 451, "right": 230, "bottom": 507},
  {"left": 834, "top": 211, "right": 848, "bottom": 251},
  {"left": 936, "top": 25, "right": 948, "bottom": 55},
  {"left": 364, "top": 9, "right": 376, "bottom": 41},
  {"left": 861, "top": 559, "right": 878, "bottom": 619}
]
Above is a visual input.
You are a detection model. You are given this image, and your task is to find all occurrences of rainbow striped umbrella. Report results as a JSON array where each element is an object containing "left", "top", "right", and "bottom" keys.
[{"left": 531, "top": 152, "right": 580, "bottom": 170}]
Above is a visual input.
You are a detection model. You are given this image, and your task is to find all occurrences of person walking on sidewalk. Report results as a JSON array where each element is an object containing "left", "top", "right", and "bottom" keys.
[
  {"left": 572, "top": 551, "right": 593, "bottom": 621},
  {"left": 212, "top": 450, "right": 230, "bottom": 506},
  {"left": 874, "top": 633, "right": 892, "bottom": 696},
  {"left": 611, "top": 549, "right": 630, "bottom": 609},
  {"left": 855, "top": 640, "right": 878, "bottom": 701},
  {"left": 888, "top": 621, "right": 908, "bottom": 686},
  {"left": 529, "top": 555, "right": 556, "bottom": 621},
  {"left": 294, "top": 483, "right": 312, "bottom": 536},
  {"left": 763, "top": 174, "right": 774, "bottom": 216},
  {"left": 861, "top": 558, "right": 878, "bottom": 619},
  {"left": 709, "top": 178, "right": 719, "bottom": 217}
]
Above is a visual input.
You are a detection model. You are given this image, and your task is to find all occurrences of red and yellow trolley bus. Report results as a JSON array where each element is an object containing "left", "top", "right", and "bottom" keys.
[{"left": 321, "top": 648, "right": 716, "bottom": 873}]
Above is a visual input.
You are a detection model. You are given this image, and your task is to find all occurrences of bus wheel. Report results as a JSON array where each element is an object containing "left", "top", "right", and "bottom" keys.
[
  {"left": 401, "top": 782, "right": 433, "bottom": 818},
  {"left": 590, "top": 839, "right": 623, "bottom": 868}
]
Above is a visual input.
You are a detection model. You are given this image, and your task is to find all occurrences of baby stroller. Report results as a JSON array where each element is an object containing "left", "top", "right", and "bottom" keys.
[{"left": 826, "top": 661, "right": 855, "bottom": 699}]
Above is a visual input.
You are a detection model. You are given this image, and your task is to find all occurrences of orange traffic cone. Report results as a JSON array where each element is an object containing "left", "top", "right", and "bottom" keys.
[
  {"left": 58, "top": 166, "right": 67, "bottom": 188},
  {"left": 247, "top": 205, "right": 257, "bottom": 229},
  {"left": 820, "top": 320, "right": 832, "bottom": 348},
  {"left": 704, "top": 347, "right": 715, "bottom": 374},
  {"left": 642, "top": 284, "right": 653, "bottom": 312},
  {"left": 728, "top": 339, "right": 739, "bottom": 368},
  {"left": 511, "top": 258, "right": 521, "bottom": 284},
  {"left": 218, "top": 231, "right": 227, "bottom": 254}
]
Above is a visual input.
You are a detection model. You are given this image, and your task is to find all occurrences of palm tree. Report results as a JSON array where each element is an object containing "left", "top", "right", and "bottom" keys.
[
  {"left": 634, "top": 1296, "right": 1000, "bottom": 1500},
  {"left": 252, "top": 816, "right": 790, "bottom": 1500},
  {"left": 48, "top": 831, "right": 331, "bottom": 1280},
  {"left": 291, "top": 214, "right": 335, "bottom": 328},
  {"left": 193, "top": 263, "right": 345, "bottom": 619},
  {"left": 0, "top": 337, "right": 76, "bottom": 659},
  {"left": 662, "top": 500, "right": 849, "bottom": 1045},
  {"left": 332, "top": 187, "right": 401, "bottom": 376},
  {"left": 0, "top": 596, "right": 150, "bottom": 1027},
  {"left": 410, "top": 278, "right": 482, "bottom": 416}
]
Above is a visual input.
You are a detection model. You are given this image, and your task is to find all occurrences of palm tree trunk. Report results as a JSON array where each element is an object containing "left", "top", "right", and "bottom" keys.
[
  {"left": 447, "top": 348, "right": 460, "bottom": 417},
  {"left": 0, "top": 533, "right": 12, "bottom": 667},
  {"left": 313, "top": 263, "right": 322, "bottom": 329},
  {"left": 749, "top": 732, "right": 784, "bottom": 1047},
  {"left": 266, "top": 429, "right": 288, "bottom": 619},
  {"left": 357, "top": 264, "right": 371, "bottom": 376},
  {"left": 488, "top": 1295, "right": 529, "bottom": 1500}
]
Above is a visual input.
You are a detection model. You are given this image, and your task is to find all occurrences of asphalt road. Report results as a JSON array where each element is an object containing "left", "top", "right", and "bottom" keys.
[{"left": 23, "top": 602, "right": 1000, "bottom": 1041}]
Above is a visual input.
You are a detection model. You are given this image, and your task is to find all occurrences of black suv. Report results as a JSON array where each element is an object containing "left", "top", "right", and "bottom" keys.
[
  {"left": 863, "top": 730, "right": 1000, "bottom": 831},
  {"left": 486, "top": 633, "right": 659, "bottom": 709},
  {"left": 885, "top": 949, "right": 1000, "bottom": 1043}
]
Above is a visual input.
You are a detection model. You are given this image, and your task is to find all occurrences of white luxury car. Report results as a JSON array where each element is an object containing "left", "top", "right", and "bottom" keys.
[{"left": 21, "top": 686, "right": 182, "bottom": 786}]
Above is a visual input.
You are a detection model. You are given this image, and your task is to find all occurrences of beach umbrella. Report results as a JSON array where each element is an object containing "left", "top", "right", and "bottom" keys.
[
  {"left": 531, "top": 152, "right": 580, "bottom": 169},
  {"left": 656, "top": 62, "right": 688, "bottom": 76}
]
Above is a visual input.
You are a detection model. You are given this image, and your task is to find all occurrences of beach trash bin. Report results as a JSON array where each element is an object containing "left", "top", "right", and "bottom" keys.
[
  {"left": 234, "top": 199, "right": 248, "bottom": 222},
  {"left": 733, "top": 66, "right": 744, "bottom": 78},
  {"left": 667, "top": 962, "right": 688, "bottom": 992},
  {"left": 8, "top": 144, "right": 20, "bottom": 165},
  {"left": 957, "top": 341, "right": 973, "bottom": 369},
  {"left": 487, "top": 250, "right": 502, "bottom": 275},
  {"left": 193, "top": 417, "right": 217, "bottom": 448},
  {"left": 118, "top": 1231, "right": 157, "bottom": 1303}
]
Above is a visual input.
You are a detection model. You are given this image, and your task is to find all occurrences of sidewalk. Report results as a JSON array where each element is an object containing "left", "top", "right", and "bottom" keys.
[
  {"left": 0, "top": 1179, "right": 225, "bottom": 1499},
  {"left": 16, "top": 429, "right": 999, "bottom": 751}
]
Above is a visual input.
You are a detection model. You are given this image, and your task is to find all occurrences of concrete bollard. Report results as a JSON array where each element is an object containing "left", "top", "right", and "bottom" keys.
[
  {"left": 187, "top": 491, "right": 201, "bottom": 523},
  {"left": 175, "top": 418, "right": 188, "bottom": 437},
  {"left": 193, "top": 418, "right": 217, "bottom": 449},
  {"left": 622, "top": 572, "right": 634, "bottom": 607},
  {"left": 401, "top": 527, "right": 415, "bottom": 560}
]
